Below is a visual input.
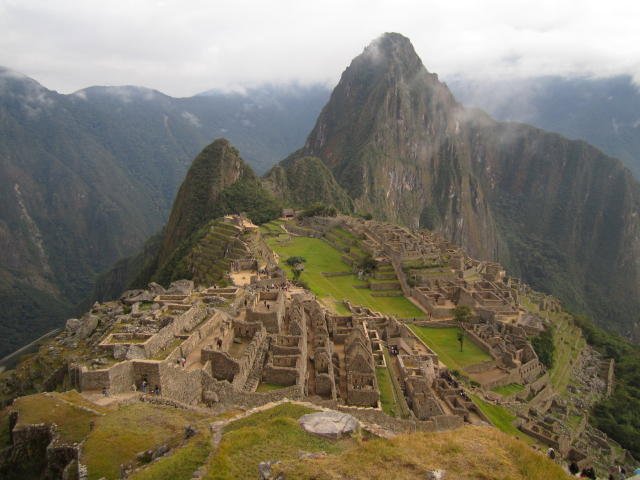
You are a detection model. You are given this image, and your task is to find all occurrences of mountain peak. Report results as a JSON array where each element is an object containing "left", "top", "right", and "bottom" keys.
[{"left": 356, "top": 32, "right": 424, "bottom": 74}]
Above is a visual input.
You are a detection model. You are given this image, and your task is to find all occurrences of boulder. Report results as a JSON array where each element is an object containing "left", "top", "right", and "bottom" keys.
[
  {"left": 152, "top": 444, "right": 169, "bottom": 460},
  {"left": 426, "top": 470, "right": 446, "bottom": 480},
  {"left": 65, "top": 318, "right": 81, "bottom": 333},
  {"left": 298, "top": 411, "right": 359, "bottom": 439},
  {"left": 258, "top": 460, "right": 280, "bottom": 480},
  {"left": 203, "top": 391, "right": 219, "bottom": 405},
  {"left": 148, "top": 282, "right": 166, "bottom": 296},
  {"left": 113, "top": 344, "right": 128, "bottom": 361},
  {"left": 167, "top": 279, "right": 194, "bottom": 295},
  {"left": 76, "top": 315, "right": 99, "bottom": 339},
  {"left": 136, "top": 450, "right": 153, "bottom": 463},
  {"left": 125, "top": 345, "right": 146, "bottom": 360},
  {"left": 184, "top": 425, "right": 197, "bottom": 439},
  {"left": 120, "top": 289, "right": 154, "bottom": 305}
]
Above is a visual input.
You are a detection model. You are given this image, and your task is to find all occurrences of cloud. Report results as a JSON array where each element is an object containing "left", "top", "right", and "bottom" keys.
[{"left": 1, "top": 0, "right": 639, "bottom": 96}]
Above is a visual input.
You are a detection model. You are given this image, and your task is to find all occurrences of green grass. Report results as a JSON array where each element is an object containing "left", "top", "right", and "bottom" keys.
[
  {"left": 492, "top": 384, "right": 524, "bottom": 397},
  {"left": 470, "top": 395, "right": 521, "bottom": 437},
  {"left": 273, "top": 425, "right": 570, "bottom": 480},
  {"left": 521, "top": 295, "right": 585, "bottom": 393},
  {"left": 82, "top": 403, "right": 209, "bottom": 480},
  {"left": 13, "top": 393, "right": 97, "bottom": 443},
  {"left": 205, "top": 403, "right": 353, "bottom": 480},
  {"left": 409, "top": 326, "right": 492, "bottom": 371},
  {"left": 151, "top": 338, "right": 183, "bottom": 360},
  {"left": 255, "top": 382, "right": 283, "bottom": 392},
  {"left": 129, "top": 429, "right": 212, "bottom": 480},
  {"left": 376, "top": 367, "right": 398, "bottom": 417},
  {"left": 266, "top": 235, "right": 423, "bottom": 318}
]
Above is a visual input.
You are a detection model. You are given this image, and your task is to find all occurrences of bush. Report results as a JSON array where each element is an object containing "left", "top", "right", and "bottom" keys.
[
  {"left": 531, "top": 328, "right": 554, "bottom": 368},
  {"left": 298, "top": 203, "right": 337, "bottom": 218}
]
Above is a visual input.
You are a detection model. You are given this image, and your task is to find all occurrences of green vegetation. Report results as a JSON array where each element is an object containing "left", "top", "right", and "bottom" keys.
[
  {"left": 470, "top": 395, "right": 528, "bottom": 441},
  {"left": 13, "top": 393, "right": 97, "bottom": 443},
  {"left": 531, "top": 327, "right": 554, "bottom": 368},
  {"left": 129, "top": 430, "right": 212, "bottom": 480},
  {"left": 255, "top": 382, "right": 283, "bottom": 392},
  {"left": 298, "top": 203, "right": 337, "bottom": 218},
  {"left": 266, "top": 235, "right": 422, "bottom": 317},
  {"left": 573, "top": 315, "right": 640, "bottom": 459},
  {"left": 409, "top": 326, "right": 491, "bottom": 371},
  {"left": 452, "top": 305, "right": 472, "bottom": 324},
  {"left": 205, "top": 403, "right": 352, "bottom": 479},
  {"left": 492, "top": 384, "right": 525, "bottom": 397},
  {"left": 263, "top": 155, "right": 353, "bottom": 213},
  {"left": 376, "top": 367, "right": 399, "bottom": 417},
  {"left": 521, "top": 296, "right": 584, "bottom": 393},
  {"left": 273, "top": 425, "right": 569, "bottom": 479},
  {"left": 82, "top": 403, "right": 209, "bottom": 480}
]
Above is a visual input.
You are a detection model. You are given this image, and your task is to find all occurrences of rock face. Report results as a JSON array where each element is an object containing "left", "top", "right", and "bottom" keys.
[
  {"left": 298, "top": 411, "right": 359, "bottom": 439},
  {"left": 275, "top": 32, "right": 640, "bottom": 334}
]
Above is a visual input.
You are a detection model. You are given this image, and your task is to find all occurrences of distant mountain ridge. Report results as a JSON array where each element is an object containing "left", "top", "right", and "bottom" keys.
[
  {"left": 447, "top": 75, "right": 640, "bottom": 179},
  {"left": 0, "top": 67, "right": 329, "bottom": 356}
]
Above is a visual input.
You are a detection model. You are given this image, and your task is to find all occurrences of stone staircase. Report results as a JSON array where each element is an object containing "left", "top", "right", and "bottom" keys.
[{"left": 242, "top": 337, "right": 271, "bottom": 392}]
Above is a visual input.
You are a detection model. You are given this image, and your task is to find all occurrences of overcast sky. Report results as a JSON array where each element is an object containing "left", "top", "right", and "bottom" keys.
[{"left": 1, "top": 0, "right": 639, "bottom": 97}]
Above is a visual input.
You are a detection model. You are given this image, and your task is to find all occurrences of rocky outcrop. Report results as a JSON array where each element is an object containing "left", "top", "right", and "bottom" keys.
[{"left": 298, "top": 411, "right": 359, "bottom": 439}]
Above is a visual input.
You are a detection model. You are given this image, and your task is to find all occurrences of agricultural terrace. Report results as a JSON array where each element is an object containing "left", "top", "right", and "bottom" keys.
[
  {"left": 264, "top": 233, "right": 423, "bottom": 318},
  {"left": 409, "top": 326, "right": 492, "bottom": 372},
  {"left": 470, "top": 395, "right": 537, "bottom": 446},
  {"left": 520, "top": 295, "right": 585, "bottom": 394}
]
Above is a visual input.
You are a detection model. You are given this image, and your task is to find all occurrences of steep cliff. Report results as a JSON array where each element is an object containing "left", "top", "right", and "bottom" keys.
[{"left": 280, "top": 33, "right": 640, "bottom": 333}]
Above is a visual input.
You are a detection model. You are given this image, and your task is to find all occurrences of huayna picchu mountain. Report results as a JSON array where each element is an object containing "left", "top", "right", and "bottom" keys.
[
  {"left": 271, "top": 33, "right": 640, "bottom": 335},
  {"left": 94, "top": 139, "right": 281, "bottom": 298}
]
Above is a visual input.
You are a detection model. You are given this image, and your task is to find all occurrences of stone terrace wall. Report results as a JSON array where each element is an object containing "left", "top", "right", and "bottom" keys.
[
  {"left": 144, "top": 305, "right": 208, "bottom": 358},
  {"left": 168, "top": 314, "right": 222, "bottom": 363},
  {"left": 158, "top": 363, "right": 203, "bottom": 405},
  {"left": 202, "top": 378, "right": 305, "bottom": 408}
]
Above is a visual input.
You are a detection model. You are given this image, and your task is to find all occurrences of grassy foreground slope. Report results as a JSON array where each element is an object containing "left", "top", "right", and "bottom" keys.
[{"left": 273, "top": 423, "right": 570, "bottom": 480}]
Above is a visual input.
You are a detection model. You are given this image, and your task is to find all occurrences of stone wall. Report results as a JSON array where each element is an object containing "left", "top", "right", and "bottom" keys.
[
  {"left": 158, "top": 363, "right": 203, "bottom": 405},
  {"left": 202, "top": 378, "right": 305, "bottom": 408}
]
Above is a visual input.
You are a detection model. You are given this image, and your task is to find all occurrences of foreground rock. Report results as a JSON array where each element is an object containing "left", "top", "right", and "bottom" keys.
[{"left": 299, "top": 411, "right": 359, "bottom": 439}]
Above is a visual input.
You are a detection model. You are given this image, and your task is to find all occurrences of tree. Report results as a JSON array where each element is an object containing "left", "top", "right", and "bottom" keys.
[
  {"left": 457, "top": 330, "right": 465, "bottom": 352},
  {"left": 357, "top": 254, "right": 377, "bottom": 275},
  {"left": 453, "top": 305, "right": 472, "bottom": 352},
  {"left": 285, "top": 256, "right": 306, "bottom": 282},
  {"left": 453, "top": 305, "right": 472, "bottom": 324}
]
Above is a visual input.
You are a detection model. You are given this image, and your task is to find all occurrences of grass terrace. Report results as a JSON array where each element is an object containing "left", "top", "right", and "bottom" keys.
[
  {"left": 83, "top": 403, "right": 210, "bottom": 480},
  {"left": 128, "top": 429, "right": 212, "bottom": 480},
  {"left": 469, "top": 395, "right": 533, "bottom": 444},
  {"left": 266, "top": 235, "right": 423, "bottom": 318},
  {"left": 376, "top": 367, "right": 399, "bottom": 417},
  {"left": 521, "top": 295, "right": 585, "bottom": 393},
  {"left": 12, "top": 392, "right": 98, "bottom": 444},
  {"left": 255, "top": 382, "right": 283, "bottom": 392},
  {"left": 492, "top": 383, "right": 525, "bottom": 397},
  {"left": 409, "top": 326, "right": 492, "bottom": 371}
]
